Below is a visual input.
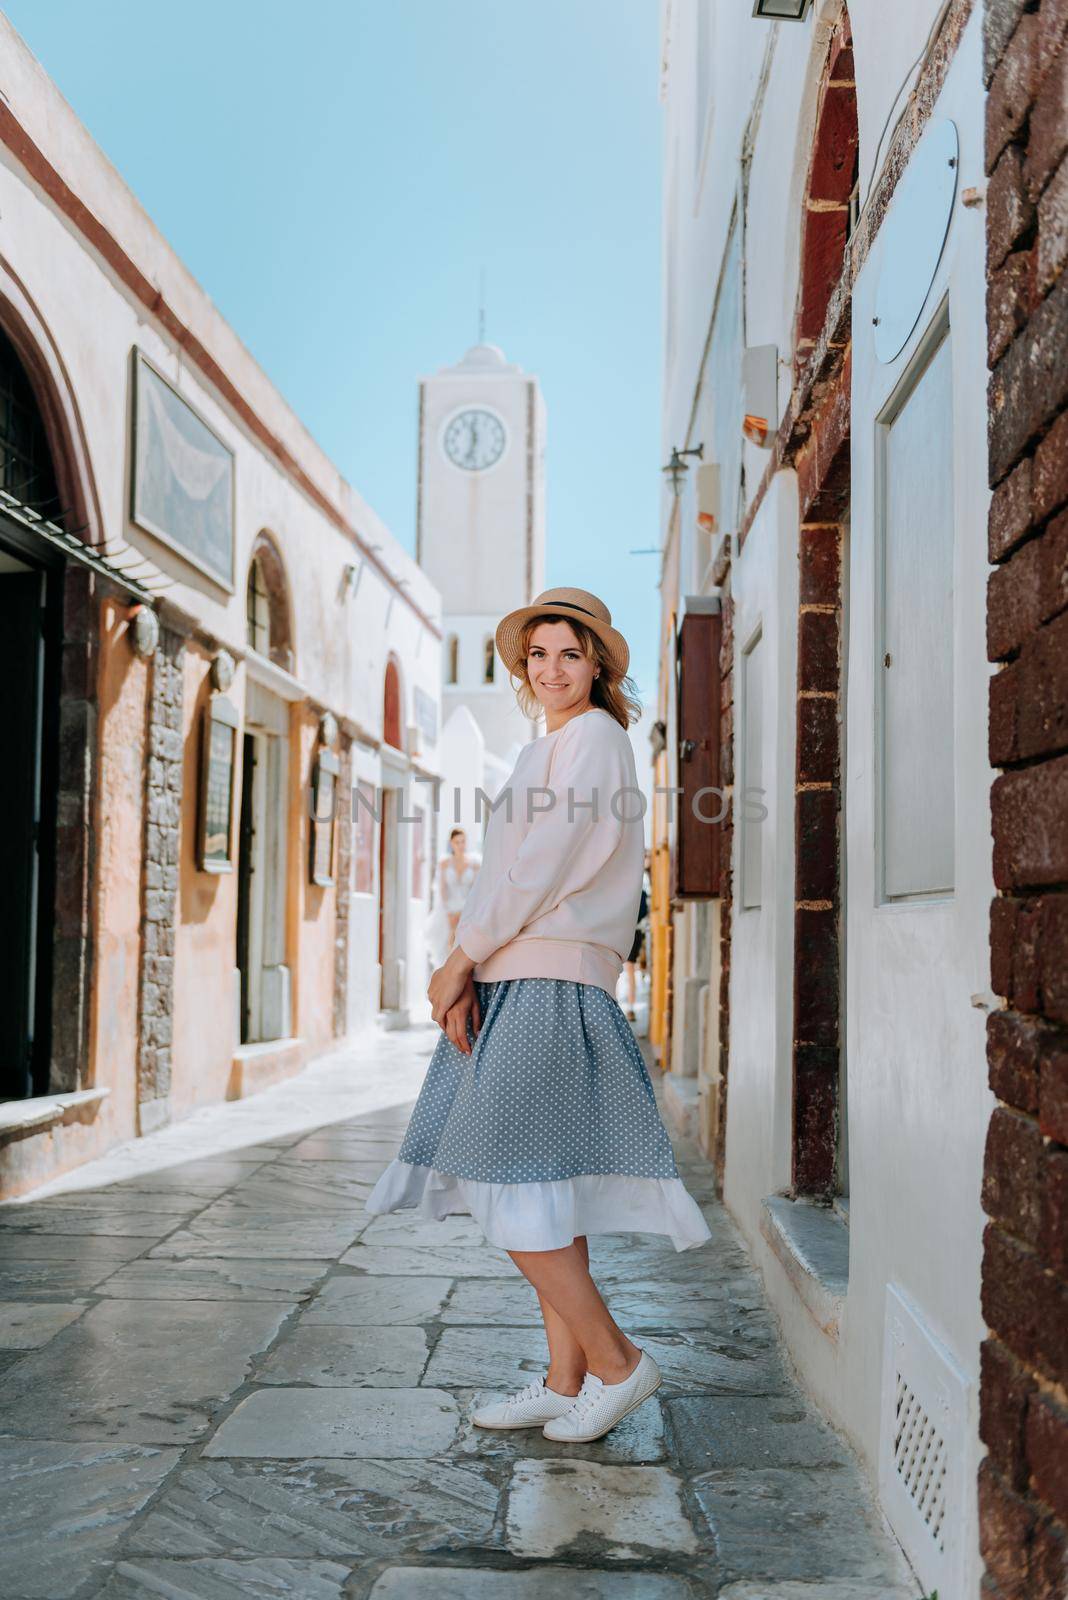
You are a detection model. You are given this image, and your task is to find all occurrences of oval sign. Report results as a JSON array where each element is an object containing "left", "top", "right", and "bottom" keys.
[{"left": 874, "top": 119, "right": 959, "bottom": 364}]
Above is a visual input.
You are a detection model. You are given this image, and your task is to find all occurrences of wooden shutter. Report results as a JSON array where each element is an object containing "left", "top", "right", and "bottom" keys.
[{"left": 674, "top": 602, "right": 722, "bottom": 899}]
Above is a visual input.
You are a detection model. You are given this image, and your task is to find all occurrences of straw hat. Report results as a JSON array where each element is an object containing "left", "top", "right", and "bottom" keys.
[{"left": 495, "top": 587, "right": 629, "bottom": 679}]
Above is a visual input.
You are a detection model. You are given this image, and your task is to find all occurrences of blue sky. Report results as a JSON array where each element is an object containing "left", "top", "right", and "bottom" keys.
[{"left": 7, "top": 0, "right": 664, "bottom": 698}]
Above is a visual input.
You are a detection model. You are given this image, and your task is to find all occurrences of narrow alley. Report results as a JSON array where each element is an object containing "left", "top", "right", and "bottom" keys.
[{"left": 1, "top": 1026, "right": 917, "bottom": 1599}]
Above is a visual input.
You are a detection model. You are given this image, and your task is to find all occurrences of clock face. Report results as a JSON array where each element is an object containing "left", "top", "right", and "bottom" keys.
[{"left": 443, "top": 409, "right": 506, "bottom": 472}]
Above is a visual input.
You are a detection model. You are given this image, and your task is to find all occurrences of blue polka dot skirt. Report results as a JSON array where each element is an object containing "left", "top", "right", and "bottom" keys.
[{"left": 364, "top": 978, "right": 713, "bottom": 1253}]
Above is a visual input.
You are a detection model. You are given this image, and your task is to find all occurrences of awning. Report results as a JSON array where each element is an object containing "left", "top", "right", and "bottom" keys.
[{"left": 0, "top": 492, "right": 159, "bottom": 605}]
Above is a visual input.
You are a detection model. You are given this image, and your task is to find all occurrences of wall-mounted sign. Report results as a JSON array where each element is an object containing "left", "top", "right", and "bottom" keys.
[
  {"left": 131, "top": 350, "right": 235, "bottom": 590},
  {"left": 413, "top": 684, "right": 438, "bottom": 747},
  {"left": 198, "top": 695, "right": 239, "bottom": 873},
  {"left": 309, "top": 746, "right": 340, "bottom": 887}
]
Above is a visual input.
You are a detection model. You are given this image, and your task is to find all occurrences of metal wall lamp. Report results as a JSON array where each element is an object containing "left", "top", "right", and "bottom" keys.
[
  {"left": 662, "top": 443, "right": 704, "bottom": 498},
  {"left": 752, "top": 0, "right": 813, "bottom": 19}
]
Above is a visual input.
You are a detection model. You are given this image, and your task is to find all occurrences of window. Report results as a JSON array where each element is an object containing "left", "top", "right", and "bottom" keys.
[
  {"left": 445, "top": 635, "right": 459, "bottom": 685},
  {"left": 741, "top": 627, "right": 764, "bottom": 911},
  {"left": 0, "top": 326, "right": 61, "bottom": 522},
  {"left": 246, "top": 556, "right": 269, "bottom": 655},
  {"left": 483, "top": 637, "right": 495, "bottom": 684},
  {"left": 877, "top": 322, "right": 954, "bottom": 900}
]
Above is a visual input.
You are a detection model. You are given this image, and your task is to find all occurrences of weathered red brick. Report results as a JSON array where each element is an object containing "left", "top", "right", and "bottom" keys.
[
  {"left": 990, "top": 145, "right": 1037, "bottom": 271},
  {"left": 793, "top": 1042, "right": 839, "bottom": 1194},
  {"left": 1026, "top": 36, "right": 1068, "bottom": 199},
  {"left": 1040, "top": 1036, "right": 1068, "bottom": 1145},
  {"left": 1037, "top": 151, "right": 1068, "bottom": 295},
  {"left": 988, "top": 536, "right": 1044, "bottom": 659},
  {"left": 1039, "top": 508, "right": 1068, "bottom": 621},
  {"left": 1041, "top": 1147, "right": 1068, "bottom": 1274},
  {"left": 794, "top": 905, "right": 839, "bottom": 1048},
  {"left": 1027, "top": 1393, "right": 1068, "bottom": 1523},
  {"left": 987, "top": 14, "right": 1040, "bottom": 174},
  {"left": 991, "top": 659, "right": 1022, "bottom": 765},
  {"left": 981, "top": 1338, "right": 1035, "bottom": 1492},
  {"left": 1012, "top": 896, "right": 1045, "bottom": 1013},
  {"left": 1030, "top": 1514, "right": 1068, "bottom": 1600},
  {"left": 1041, "top": 898, "right": 1068, "bottom": 1026},
  {"left": 985, "top": 0, "right": 1031, "bottom": 87},
  {"left": 808, "top": 82, "right": 859, "bottom": 204},
  {"left": 1039, "top": 0, "right": 1068, "bottom": 80},
  {"left": 988, "top": 1008, "right": 1045, "bottom": 1113},
  {"left": 989, "top": 264, "right": 1068, "bottom": 482},
  {"left": 797, "top": 608, "right": 839, "bottom": 693},
  {"left": 989, "top": 248, "right": 1037, "bottom": 366},
  {"left": 798, "top": 525, "right": 841, "bottom": 606},
  {"left": 982, "top": 1223, "right": 1068, "bottom": 1379},
  {"left": 1033, "top": 410, "right": 1068, "bottom": 521},
  {"left": 1018, "top": 608, "right": 1068, "bottom": 757},
  {"left": 979, "top": 1456, "right": 1035, "bottom": 1597},
  {"left": 991, "top": 895, "right": 1021, "bottom": 999},
  {"left": 991, "top": 755, "right": 1068, "bottom": 888},
  {"left": 795, "top": 785, "right": 839, "bottom": 903},
  {"left": 990, "top": 456, "right": 1034, "bottom": 562},
  {"left": 796, "top": 696, "right": 839, "bottom": 786},
  {"left": 798, "top": 206, "right": 848, "bottom": 342},
  {"left": 983, "top": 1107, "right": 1046, "bottom": 1243}
]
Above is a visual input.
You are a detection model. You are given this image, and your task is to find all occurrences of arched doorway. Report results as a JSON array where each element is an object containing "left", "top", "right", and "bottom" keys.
[
  {"left": 236, "top": 535, "right": 295, "bottom": 1045},
  {"left": 378, "top": 657, "right": 408, "bottom": 1019},
  {"left": 0, "top": 323, "right": 65, "bottom": 1099}
]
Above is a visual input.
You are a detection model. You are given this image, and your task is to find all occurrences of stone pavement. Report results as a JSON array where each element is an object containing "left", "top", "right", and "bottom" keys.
[{"left": 0, "top": 1022, "right": 920, "bottom": 1599}]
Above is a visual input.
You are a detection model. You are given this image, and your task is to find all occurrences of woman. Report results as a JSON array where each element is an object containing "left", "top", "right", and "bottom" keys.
[
  {"left": 365, "top": 587, "right": 712, "bottom": 1444},
  {"left": 440, "top": 828, "right": 480, "bottom": 953}
]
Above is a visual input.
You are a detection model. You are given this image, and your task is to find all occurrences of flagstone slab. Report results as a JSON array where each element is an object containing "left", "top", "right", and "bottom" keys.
[
  {"left": 227, "top": 1165, "right": 376, "bottom": 1211},
  {"left": 0, "top": 1206, "right": 189, "bottom": 1238},
  {"left": 97, "top": 1257, "right": 329, "bottom": 1302},
  {"left": 359, "top": 1212, "right": 487, "bottom": 1247},
  {"left": 286, "top": 1136, "right": 402, "bottom": 1161},
  {"left": 666, "top": 1396, "right": 851, "bottom": 1473},
  {"left": 604, "top": 1278, "right": 770, "bottom": 1330},
  {"left": 96, "top": 1558, "right": 351, "bottom": 1599},
  {"left": 0, "top": 1299, "right": 89, "bottom": 1348},
  {"left": 204, "top": 1387, "right": 460, "bottom": 1458},
  {"left": 1, "top": 1298, "right": 291, "bottom": 1443},
  {"left": 717, "top": 1583, "right": 917, "bottom": 1600},
  {"left": 343, "top": 1243, "right": 518, "bottom": 1278},
  {"left": 302, "top": 1274, "right": 453, "bottom": 1327},
  {"left": 0, "top": 1258, "right": 143, "bottom": 1298},
  {"left": 256, "top": 1324, "right": 429, "bottom": 1387},
  {"left": 691, "top": 1468, "right": 912, "bottom": 1583},
  {"left": 0, "top": 1439, "right": 181, "bottom": 1599},
  {"left": 149, "top": 1218, "right": 360, "bottom": 1259},
  {"left": 369, "top": 1571, "right": 697, "bottom": 1598},
  {"left": 440, "top": 1278, "right": 544, "bottom": 1325},
  {"left": 505, "top": 1459, "right": 698, "bottom": 1560},
  {"left": 422, "top": 1326, "right": 549, "bottom": 1389},
  {"left": 128, "top": 1456, "right": 499, "bottom": 1559},
  {"left": 0, "top": 1233, "right": 153, "bottom": 1262}
]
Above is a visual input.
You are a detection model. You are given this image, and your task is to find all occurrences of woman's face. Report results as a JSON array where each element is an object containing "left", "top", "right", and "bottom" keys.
[
  {"left": 525, "top": 621, "right": 596, "bottom": 714},
  {"left": 451, "top": 832, "right": 466, "bottom": 856}
]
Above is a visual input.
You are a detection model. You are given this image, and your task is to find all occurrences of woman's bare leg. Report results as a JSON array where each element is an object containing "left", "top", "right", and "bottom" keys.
[
  {"left": 509, "top": 1238, "right": 641, "bottom": 1384},
  {"left": 535, "top": 1235, "right": 588, "bottom": 1395}
]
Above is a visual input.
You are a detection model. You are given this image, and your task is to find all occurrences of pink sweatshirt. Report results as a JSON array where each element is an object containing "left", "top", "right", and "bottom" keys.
[{"left": 456, "top": 706, "right": 645, "bottom": 995}]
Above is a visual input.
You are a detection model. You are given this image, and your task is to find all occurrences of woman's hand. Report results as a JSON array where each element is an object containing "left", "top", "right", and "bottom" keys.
[
  {"left": 442, "top": 981, "right": 482, "bottom": 1056},
  {"left": 428, "top": 944, "right": 476, "bottom": 1028}
]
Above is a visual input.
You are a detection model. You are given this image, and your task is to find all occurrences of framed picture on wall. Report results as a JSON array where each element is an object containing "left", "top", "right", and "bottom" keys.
[
  {"left": 198, "top": 696, "right": 239, "bottom": 872},
  {"left": 130, "top": 349, "right": 236, "bottom": 590},
  {"left": 309, "top": 747, "right": 340, "bottom": 887}
]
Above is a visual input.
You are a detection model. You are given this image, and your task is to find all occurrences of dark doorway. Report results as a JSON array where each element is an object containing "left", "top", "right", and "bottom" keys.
[
  {"left": 236, "top": 731, "right": 256, "bottom": 1045},
  {"left": 0, "top": 550, "right": 60, "bottom": 1100}
]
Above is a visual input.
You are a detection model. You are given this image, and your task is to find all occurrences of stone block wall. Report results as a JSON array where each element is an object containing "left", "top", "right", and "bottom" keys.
[{"left": 979, "top": 1, "right": 1068, "bottom": 1593}]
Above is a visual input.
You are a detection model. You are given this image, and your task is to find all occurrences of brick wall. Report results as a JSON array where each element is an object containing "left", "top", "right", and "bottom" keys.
[{"left": 980, "top": 1, "right": 1068, "bottom": 1593}]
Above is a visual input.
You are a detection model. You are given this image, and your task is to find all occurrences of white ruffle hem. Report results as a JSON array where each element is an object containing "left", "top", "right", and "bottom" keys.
[{"left": 364, "top": 1158, "right": 713, "bottom": 1253}]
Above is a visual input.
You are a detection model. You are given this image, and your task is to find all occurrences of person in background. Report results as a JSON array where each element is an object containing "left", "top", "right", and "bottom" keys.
[{"left": 440, "top": 827, "right": 480, "bottom": 953}]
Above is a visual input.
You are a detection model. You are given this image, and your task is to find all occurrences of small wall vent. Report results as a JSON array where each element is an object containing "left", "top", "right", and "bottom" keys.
[{"left": 879, "top": 1284, "right": 970, "bottom": 1599}]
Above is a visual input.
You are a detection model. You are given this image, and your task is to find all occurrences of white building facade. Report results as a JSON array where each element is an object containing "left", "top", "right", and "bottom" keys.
[{"left": 658, "top": 3, "right": 992, "bottom": 1594}]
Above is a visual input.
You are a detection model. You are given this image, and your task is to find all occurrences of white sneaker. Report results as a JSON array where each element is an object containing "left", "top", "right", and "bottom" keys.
[
  {"left": 471, "top": 1374, "right": 580, "bottom": 1430},
  {"left": 541, "top": 1349, "right": 662, "bottom": 1442}
]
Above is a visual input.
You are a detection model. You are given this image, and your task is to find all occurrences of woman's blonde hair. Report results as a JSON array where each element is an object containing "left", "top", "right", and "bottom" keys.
[{"left": 509, "top": 615, "right": 643, "bottom": 730}]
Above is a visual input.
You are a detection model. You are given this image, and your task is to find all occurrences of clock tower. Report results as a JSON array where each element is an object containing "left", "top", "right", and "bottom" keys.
[{"left": 417, "top": 343, "right": 546, "bottom": 776}]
